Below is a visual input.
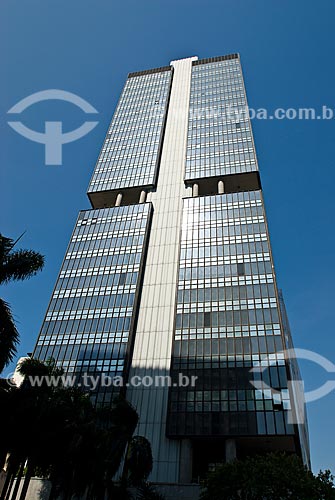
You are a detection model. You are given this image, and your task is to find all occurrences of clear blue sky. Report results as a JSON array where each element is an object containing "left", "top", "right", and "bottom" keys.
[{"left": 1, "top": 0, "right": 335, "bottom": 474}]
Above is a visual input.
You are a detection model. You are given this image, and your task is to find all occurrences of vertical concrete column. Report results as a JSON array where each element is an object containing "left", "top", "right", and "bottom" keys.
[
  {"left": 192, "top": 183, "right": 199, "bottom": 197},
  {"left": 218, "top": 180, "right": 225, "bottom": 194},
  {"left": 225, "top": 439, "right": 236, "bottom": 462},
  {"left": 115, "top": 193, "right": 123, "bottom": 207},
  {"left": 127, "top": 56, "right": 197, "bottom": 483},
  {"left": 139, "top": 190, "right": 147, "bottom": 203},
  {"left": 179, "top": 439, "right": 193, "bottom": 483}
]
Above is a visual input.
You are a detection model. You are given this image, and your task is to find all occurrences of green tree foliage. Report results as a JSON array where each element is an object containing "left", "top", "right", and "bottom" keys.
[
  {"left": 125, "top": 435, "right": 153, "bottom": 486},
  {"left": 135, "top": 482, "right": 166, "bottom": 500},
  {"left": 0, "top": 234, "right": 44, "bottom": 372},
  {"left": 0, "top": 358, "right": 154, "bottom": 500},
  {"left": 121, "top": 435, "right": 165, "bottom": 499},
  {"left": 0, "top": 299, "right": 19, "bottom": 375},
  {"left": 200, "top": 453, "right": 335, "bottom": 500}
]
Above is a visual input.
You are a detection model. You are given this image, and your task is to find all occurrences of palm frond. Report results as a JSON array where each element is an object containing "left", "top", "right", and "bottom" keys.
[
  {"left": 0, "top": 298, "right": 19, "bottom": 372},
  {"left": 0, "top": 249, "right": 44, "bottom": 284},
  {"left": 0, "top": 235, "right": 14, "bottom": 261},
  {"left": 136, "top": 482, "right": 166, "bottom": 500},
  {"left": 17, "top": 357, "right": 49, "bottom": 377},
  {"left": 126, "top": 436, "right": 153, "bottom": 485}
]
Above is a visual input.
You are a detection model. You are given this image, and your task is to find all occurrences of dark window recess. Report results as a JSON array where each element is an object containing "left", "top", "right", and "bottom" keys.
[
  {"left": 119, "top": 273, "right": 127, "bottom": 285},
  {"left": 273, "top": 402, "right": 284, "bottom": 411},
  {"left": 236, "top": 123, "right": 241, "bottom": 129},
  {"left": 237, "top": 263, "right": 245, "bottom": 276},
  {"left": 204, "top": 312, "right": 211, "bottom": 327}
]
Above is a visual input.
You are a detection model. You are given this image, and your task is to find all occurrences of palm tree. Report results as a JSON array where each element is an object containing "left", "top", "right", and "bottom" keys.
[
  {"left": 124, "top": 436, "right": 153, "bottom": 487},
  {"left": 0, "top": 234, "right": 44, "bottom": 372},
  {"left": 123, "top": 436, "right": 166, "bottom": 500},
  {"left": 7, "top": 359, "right": 142, "bottom": 500},
  {"left": 59, "top": 396, "right": 140, "bottom": 499},
  {"left": 1, "top": 357, "right": 160, "bottom": 500},
  {"left": 0, "top": 358, "right": 93, "bottom": 500}
]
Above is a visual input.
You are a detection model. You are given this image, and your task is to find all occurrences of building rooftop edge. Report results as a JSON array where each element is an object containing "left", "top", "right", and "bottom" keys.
[{"left": 127, "top": 53, "right": 240, "bottom": 78}]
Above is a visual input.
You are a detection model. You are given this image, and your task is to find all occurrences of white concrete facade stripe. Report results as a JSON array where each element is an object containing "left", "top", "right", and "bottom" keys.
[{"left": 127, "top": 56, "right": 197, "bottom": 483}]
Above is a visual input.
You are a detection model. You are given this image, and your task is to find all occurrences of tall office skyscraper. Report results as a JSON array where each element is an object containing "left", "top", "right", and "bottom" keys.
[{"left": 33, "top": 54, "right": 310, "bottom": 486}]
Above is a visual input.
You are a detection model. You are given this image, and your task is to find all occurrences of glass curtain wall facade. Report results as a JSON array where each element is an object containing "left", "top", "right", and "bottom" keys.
[
  {"left": 34, "top": 66, "right": 173, "bottom": 405},
  {"left": 168, "top": 191, "right": 292, "bottom": 437},
  {"left": 34, "top": 204, "right": 152, "bottom": 406},
  {"left": 33, "top": 54, "right": 309, "bottom": 484},
  {"left": 186, "top": 55, "right": 257, "bottom": 180},
  {"left": 87, "top": 67, "right": 172, "bottom": 207}
]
